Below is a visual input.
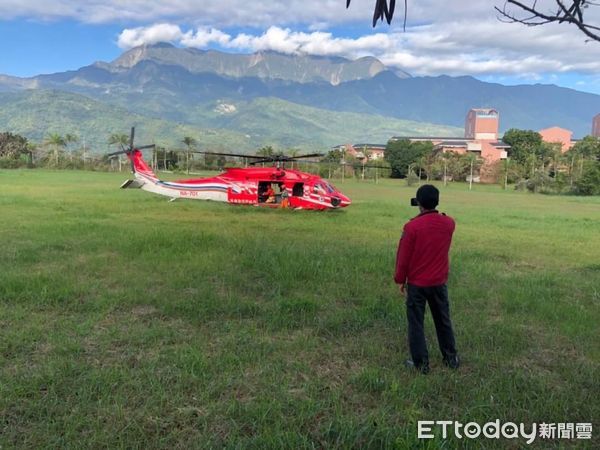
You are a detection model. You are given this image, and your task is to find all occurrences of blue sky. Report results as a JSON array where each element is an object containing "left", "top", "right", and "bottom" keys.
[
  {"left": 1, "top": 1, "right": 599, "bottom": 95},
  {"left": 0, "top": 20, "right": 123, "bottom": 76}
]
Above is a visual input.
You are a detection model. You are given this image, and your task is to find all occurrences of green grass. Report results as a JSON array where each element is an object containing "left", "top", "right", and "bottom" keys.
[{"left": 1, "top": 169, "right": 599, "bottom": 448}]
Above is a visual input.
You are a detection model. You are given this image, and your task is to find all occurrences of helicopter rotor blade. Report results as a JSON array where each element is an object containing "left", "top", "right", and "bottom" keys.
[
  {"left": 191, "top": 151, "right": 265, "bottom": 159},
  {"left": 136, "top": 144, "right": 156, "bottom": 150},
  {"left": 129, "top": 127, "right": 135, "bottom": 151},
  {"left": 286, "top": 159, "right": 325, "bottom": 164},
  {"left": 288, "top": 153, "right": 324, "bottom": 159},
  {"left": 248, "top": 158, "right": 274, "bottom": 165},
  {"left": 127, "top": 127, "right": 136, "bottom": 172},
  {"left": 247, "top": 153, "right": 325, "bottom": 165},
  {"left": 189, "top": 151, "right": 324, "bottom": 163},
  {"left": 107, "top": 150, "right": 129, "bottom": 157}
]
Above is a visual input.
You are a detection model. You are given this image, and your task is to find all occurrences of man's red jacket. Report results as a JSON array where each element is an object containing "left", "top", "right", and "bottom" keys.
[{"left": 394, "top": 210, "right": 455, "bottom": 287}]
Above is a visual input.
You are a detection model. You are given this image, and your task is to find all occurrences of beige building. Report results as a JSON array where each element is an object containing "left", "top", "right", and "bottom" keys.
[
  {"left": 392, "top": 108, "right": 510, "bottom": 171},
  {"left": 538, "top": 126, "right": 576, "bottom": 153}
]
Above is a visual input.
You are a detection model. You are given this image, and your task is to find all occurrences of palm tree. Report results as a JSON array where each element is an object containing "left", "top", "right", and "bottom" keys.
[
  {"left": 256, "top": 146, "right": 275, "bottom": 157},
  {"left": 288, "top": 148, "right": 301, "bottom": 169},
  {"left": 256, "top": 146, "right": 276, "bottom": 168},
  {"left": 108, "top": 133, "right": 129, "bottom": 171},
  {"left": 64, "top": 133, "right": 78, "bottom": 147},
  {"left": 108, "top": 133, "right": 129, "bottom": 149},
  {"left": 45, "top": 133, "right": 66, "bottom": 167},
  {"left": 64, "top": 133, "right": 78, "bottom": 161},
  {"left": 182, "top": 136, "right": 197, "bottom": 174}
]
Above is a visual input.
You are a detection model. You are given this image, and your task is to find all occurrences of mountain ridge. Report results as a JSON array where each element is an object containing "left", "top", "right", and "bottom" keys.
[
  {"left": 0, "top": 44, "right": 598, "bottom": 139},
  {"left": 102, "top": 43, "right": 409, "bottom": 85}
]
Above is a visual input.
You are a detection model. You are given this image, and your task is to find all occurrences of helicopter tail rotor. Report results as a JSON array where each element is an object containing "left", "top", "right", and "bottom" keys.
[{"left": 107, "top": 127, "right": 155, "bottom": 174}]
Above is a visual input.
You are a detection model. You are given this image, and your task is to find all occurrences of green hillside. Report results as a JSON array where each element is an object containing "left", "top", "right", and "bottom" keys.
[
  {"left": 0, "top": 90, "right": 252, "bottom": 152},
  {"left": 0, "top": 90, "right": 462, "bottom": 153},
  {"left": 201, "top": 97, "right": 463, "bottom": 145}
]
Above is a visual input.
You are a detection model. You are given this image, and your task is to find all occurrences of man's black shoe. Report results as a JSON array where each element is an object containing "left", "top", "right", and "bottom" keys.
[
  {"left": 405, "top": 359, "right": 430, "bottom": 374},
  {"left": 443, "top": 355, "right": 460, "bottom": 369}
]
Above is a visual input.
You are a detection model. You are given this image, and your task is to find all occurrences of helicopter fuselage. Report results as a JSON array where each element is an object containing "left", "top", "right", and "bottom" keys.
[{"left": 125, "top": 150, "right": 351, "bottom": 210}]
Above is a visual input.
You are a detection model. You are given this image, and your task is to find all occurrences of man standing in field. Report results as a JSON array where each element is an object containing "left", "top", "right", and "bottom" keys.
[{"left": 395, "top": 185, "right": 459, "bottom": 374}]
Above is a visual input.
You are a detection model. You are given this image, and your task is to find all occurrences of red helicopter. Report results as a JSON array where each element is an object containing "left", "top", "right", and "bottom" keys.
[{"left": 108, "top": 128, "right": 351, "bottom": 210}]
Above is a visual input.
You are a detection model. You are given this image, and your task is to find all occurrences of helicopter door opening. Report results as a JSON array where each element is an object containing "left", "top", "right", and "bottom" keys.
[
  {"left": 292, "top": 183, "right": 304, "bottom": 197},
  {"left": 258, "top": 181, "right": 279, "bottom": 204}
]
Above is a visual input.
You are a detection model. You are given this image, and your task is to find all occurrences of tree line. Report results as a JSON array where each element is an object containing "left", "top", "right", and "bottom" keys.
[
  {"left": 0, "top": 132, "right": 334, "bottom": 176},
  {"left": 0, "top": 132, "right": 251, "bottom": 173},
  {"left": 382, "top": 130, "right": 600, "bottom": 195},
  {"left": 2, "top": 129, "right": 599, "bottom": 195}
]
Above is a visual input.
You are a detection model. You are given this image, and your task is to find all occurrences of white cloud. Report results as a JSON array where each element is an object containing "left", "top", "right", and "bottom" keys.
[
  {"left": 181, "top": 28, "right": 232, "bottom": 48},
  {"left": 5, "top": 0, "right": 600, "bottom": 80},
  {"left": 117, "top": 23, "right": 183, "bottom": 48},
  {"left": 116, "top": 21, "right": 600, "bottom": 77},
  {"left": 0, "top": 0, "right": 370, "bottom": 25}
]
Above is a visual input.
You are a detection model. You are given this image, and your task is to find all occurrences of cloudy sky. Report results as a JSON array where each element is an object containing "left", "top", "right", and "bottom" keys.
[{"left": 1, "top": 0, "right": 599, "bottom": 93}]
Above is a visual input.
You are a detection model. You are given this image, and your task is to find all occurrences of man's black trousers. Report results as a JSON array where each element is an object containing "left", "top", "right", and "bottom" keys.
[{"left": 406, "top": 284, "right": 457, "bottom": 367}]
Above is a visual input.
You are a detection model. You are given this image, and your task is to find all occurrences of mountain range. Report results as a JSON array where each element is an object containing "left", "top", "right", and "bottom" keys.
[{"left": 0, "top": 43, "right": 598, "bottom": 152}]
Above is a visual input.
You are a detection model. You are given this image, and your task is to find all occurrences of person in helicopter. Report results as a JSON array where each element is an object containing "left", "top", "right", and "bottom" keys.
[
  {"left": 265, "top": 184, "right": 276, "bottom": 203},
  {"left": 279, "top": 183, "right": 289, "bottom": 208}
]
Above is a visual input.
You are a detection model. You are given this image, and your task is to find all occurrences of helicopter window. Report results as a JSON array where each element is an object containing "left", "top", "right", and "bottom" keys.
[
  {"left": 292, "top": 183, "right": 304, "bottom": 197},
  {"left": 323, "top": 182, "right": 335, "bottom": 193}
]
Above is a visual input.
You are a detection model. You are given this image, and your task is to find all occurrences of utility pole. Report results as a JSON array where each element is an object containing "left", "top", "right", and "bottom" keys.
[
  {"left": 444, "top": 158, "right": 448, "bottom": 187},
  {"left": 469, "top": 158, "right": 474, "bottom": 191},
  {"left": 504, "top": 157, "right": 509, "bottom": 190},
  {"left": 341, "top": 147, "right": 345, "bottom": 183}
]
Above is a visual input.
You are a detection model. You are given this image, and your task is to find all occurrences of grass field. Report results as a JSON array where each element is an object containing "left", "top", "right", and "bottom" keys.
[{"left": 1, "top": 169, "right": 599, "bottom": 448}]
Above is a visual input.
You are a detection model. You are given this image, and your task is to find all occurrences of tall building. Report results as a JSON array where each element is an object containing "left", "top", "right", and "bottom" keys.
[
  {"left": 387, "top": 107, "right": 509, "bottom": 182},
  {"left": 592, "top": 114, "right": 600, "bottom": 137},
  {"left": 464, "top": 108, "right": 499, "bottom": 140}
]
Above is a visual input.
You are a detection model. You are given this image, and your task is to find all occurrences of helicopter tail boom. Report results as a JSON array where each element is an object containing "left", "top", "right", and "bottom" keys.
[{"left": 127, "top": 149, "right": 158, "bottom": 182}]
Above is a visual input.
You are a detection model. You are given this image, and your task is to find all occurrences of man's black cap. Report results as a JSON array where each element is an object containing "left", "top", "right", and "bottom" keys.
[{"left": 415, "top": 184, "right": 439, "bottom": 210}]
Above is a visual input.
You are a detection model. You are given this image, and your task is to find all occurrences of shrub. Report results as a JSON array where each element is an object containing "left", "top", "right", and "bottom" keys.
[{"left": 573, "top": 162, "right": 600, "bottom": 196}]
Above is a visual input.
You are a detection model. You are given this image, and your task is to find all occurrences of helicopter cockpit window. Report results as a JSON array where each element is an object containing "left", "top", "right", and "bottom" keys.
[
  {"left": 313, "top": 183, "right": 333, "bottom": 194},
  {"left": 323, "top": 182, "right": 335, "bottom": 193}
]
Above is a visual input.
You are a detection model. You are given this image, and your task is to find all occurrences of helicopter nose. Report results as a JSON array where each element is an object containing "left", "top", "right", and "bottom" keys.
[
  {"left": 338, "top": 194, "right": 351, "bottom": 207},
  {"left": 331, "top": 197, "right": 341, "bottom": 207}
]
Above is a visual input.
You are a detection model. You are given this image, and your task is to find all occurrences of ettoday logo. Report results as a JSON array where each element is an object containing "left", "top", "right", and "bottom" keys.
[{"left": 418, "top": 420, "right": 593, "bottom": 444}]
